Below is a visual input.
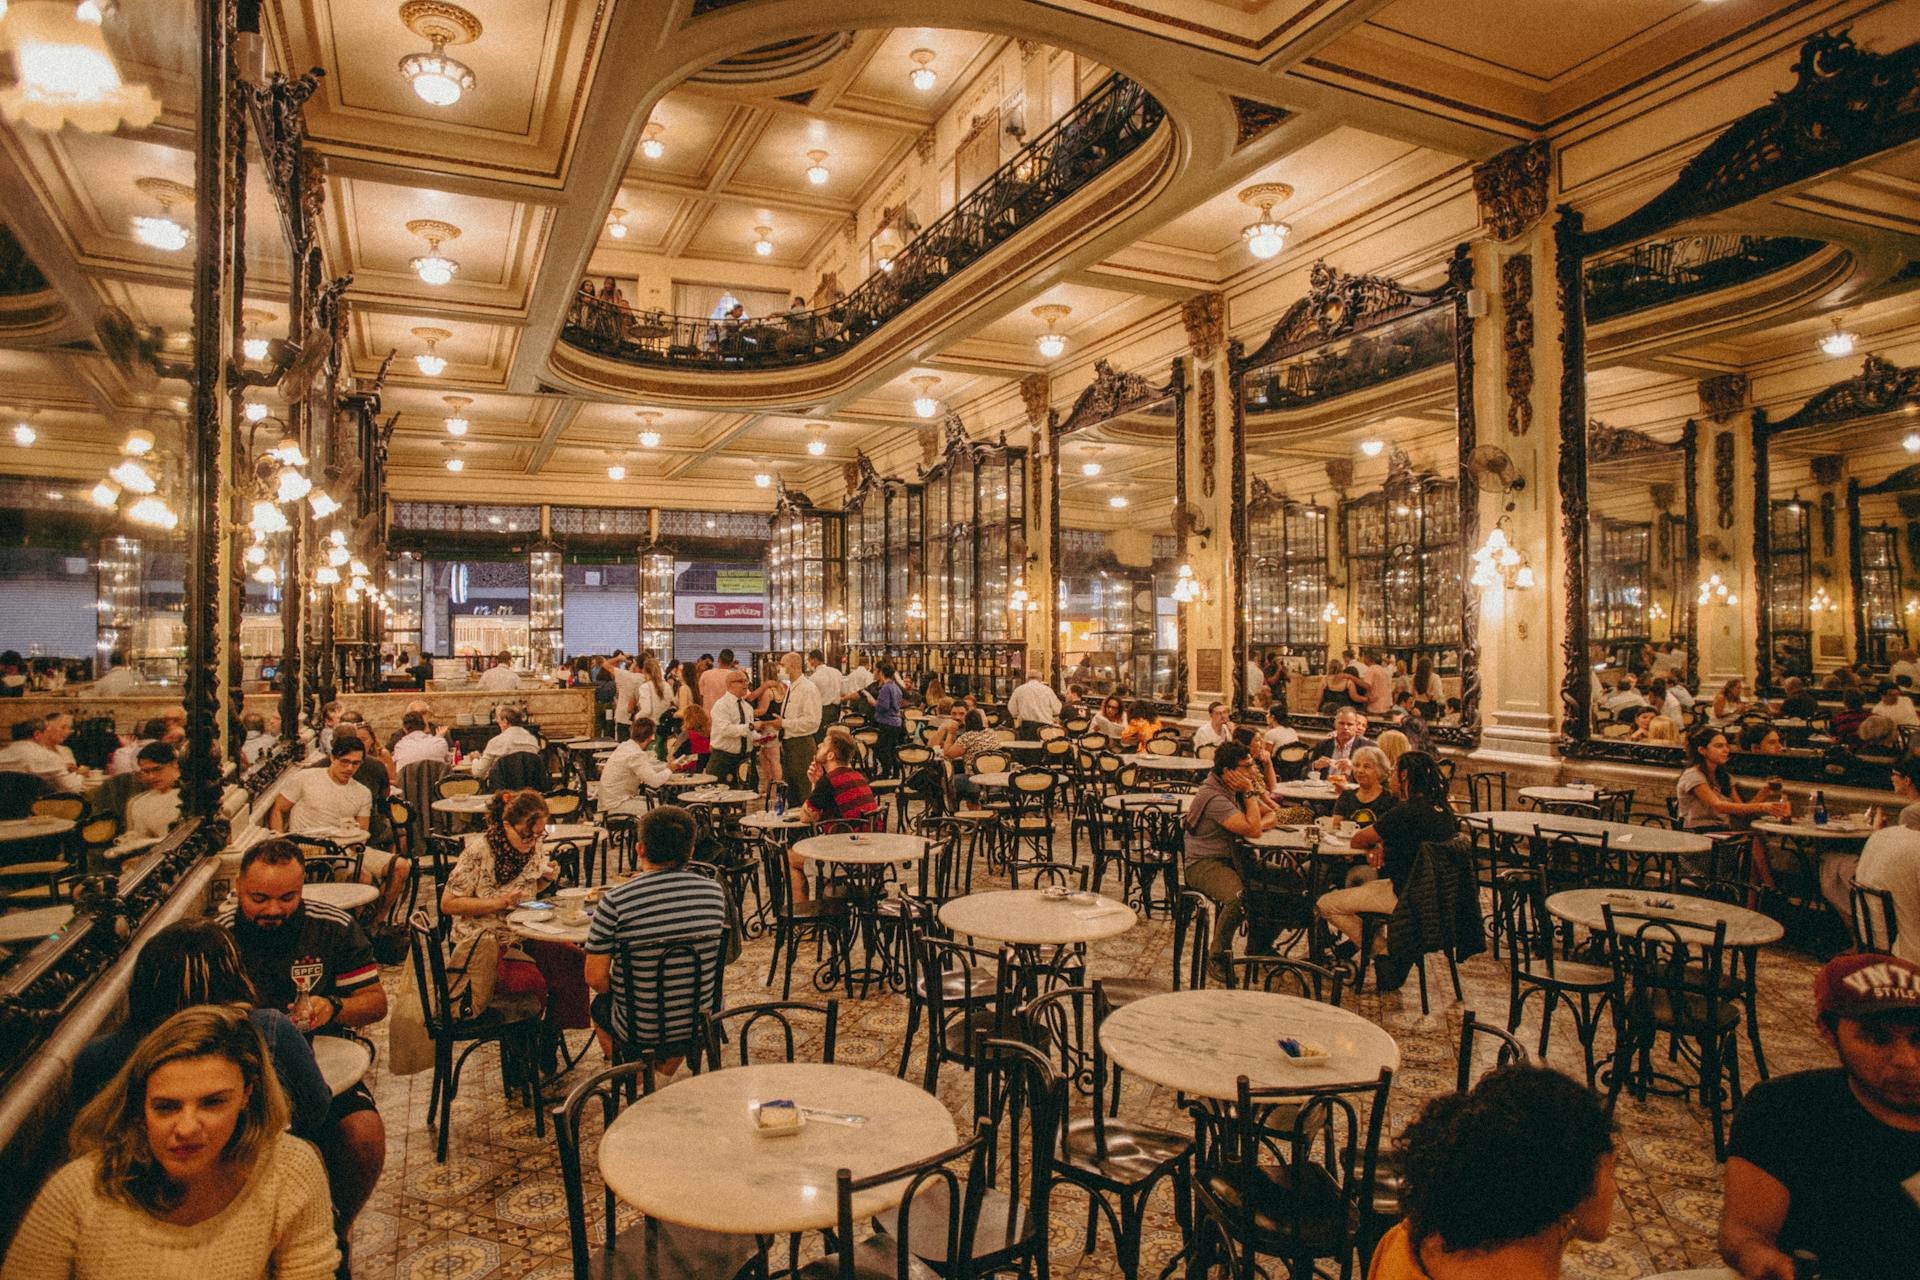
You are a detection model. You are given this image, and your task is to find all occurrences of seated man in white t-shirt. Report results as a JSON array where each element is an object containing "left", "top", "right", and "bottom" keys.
[
  {"left": 1191, "top": 701, "right": 1234, "bottom": 750},
  {"left": 1856, "top": 797, "right": 1920, "bottom": 965},
  {"left": 472, "top": 706, "right": 542, "bottom": 777},
  {"left": 1262, "top": 705, "right": 1301, "bottom": 749},
  {"left": 390, "top": 710, "right": 451, "bottom": 771},
  {"left": 0, "top": 713, "right": 84, "bottom": 792},
  {"left": 599, "top": 717, "right": 675, "bottom": 815},
  {"left": 475, "top": 651, "right": 522, "bottom": 691},
  {"left": 270, "top": 735, "right": 411, "bottom": 916},
  {"left": 124, "top": 741, "right": 183, "bottom": 839}
]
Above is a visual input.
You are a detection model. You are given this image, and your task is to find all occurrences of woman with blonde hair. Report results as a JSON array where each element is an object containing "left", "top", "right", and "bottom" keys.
[
  {"left": 5, "top": 1005, "right": 338, "bottom": 1278},
  {"left": 442, "top": 788, "right": 590, "bottom": 1034},
  {"left": 1375, "top": 729, "right": 1411, "bottom": 767}
]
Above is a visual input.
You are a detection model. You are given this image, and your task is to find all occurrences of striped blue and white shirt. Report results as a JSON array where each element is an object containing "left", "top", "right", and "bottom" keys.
[{"left": 585, "top": 868, "right": 727, "bottom": 1046}]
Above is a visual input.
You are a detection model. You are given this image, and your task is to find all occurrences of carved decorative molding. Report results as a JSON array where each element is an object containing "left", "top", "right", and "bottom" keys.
[
  {"left": 1199, "top": 368, "right": 1217, "bottom": 498},
  {"left": 1325, "top": 457, "right": 1354, "bottom": 492},
  {"left": 1180, "top": 291, "right": 1225, "bottom": 362},
  {"left": 915, "top": 129, "right": 936, "bottom": 163},
  {"left": 1018, "top": 372, "right": 1051, "bottom": 429},
  {"left": 1820, "top": 489, "right": 1837, "bottom": 557},
  {"left": 1055, "top": 360, "right": 1159, "bottom": 436},
  {"left": 1768, "top": 354, "right": 1920, "bottom": 432},
  {"left": 1555, "top": 208, "right": 1591, "bottom": 737},
  {"left": 1811, "top": 454, "right": 1845, "bottom": 486},
  {"left": 1472, "top": 140, "right": 1551, "bottom": 242},
  {"left": 1018, "top": 38, "right": 1040, "bottom": 63},
  {"left": 1237, "top": 261, "right": 1446, "bottom": 369},
  {"left": 1584, "top": 32, "right": 1920, "bottom": 253},
  {"left": 1714, "top": 431, "right": 1737, "bottom": 529},
  {"left": 1230, "top": 96, "right": 1291, "bottom": 147},
  {"left": 1589, "top": 420, "right": 1683, "bottom": 462},
  {"left": 1501, "top": 254, "right": 1534, "bottom": 437},
  {"left": 1698, "top": 373, "right": 1749, "bottom": 424}
]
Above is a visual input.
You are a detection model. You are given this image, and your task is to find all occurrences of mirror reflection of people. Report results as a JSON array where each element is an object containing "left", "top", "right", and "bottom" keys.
[
  {"left": 476, "top": 650, "right": 521, "bottom": 692},
  {"left": 126, "top": 742, "right": 183, "bottom": 839},
  {"left": 0, "top": 712, "right": 83, "bottom": 792},
  {"left": 4, "top": 1005, "right": 339, "bottom": 1279}
]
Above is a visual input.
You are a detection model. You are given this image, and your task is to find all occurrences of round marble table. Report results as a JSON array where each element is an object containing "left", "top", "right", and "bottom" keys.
[
  {"left": 543, "top": 823, "right": 602, "bottom": 843},
  {"left": 792, "top": 832, "right": 926, "bottom": 866},
  {"left": 969, "top": 771, "right": 1012, "bottom": 789},
  {"left": 1244, "top": 826, "right": 1359, "bottom": 856},
  {"left": 1518, "top": 785, "right": 1601, "bottom": 806},
  {"left": 1273, "top": 780, "right": 1342, "bottom": 803},
  {"left": 1102, "top": 793, "right": 1183, "bottom": 813},
  {"left": 998, "top": 740, "right": 1045, "bottom": 752},
  {"left": 431, "top": 794, "right": 491, "bottom": 815},
  {"left": 1751, "top": 816, "right": 1874, "bottom": 843},
  {"left": 0, "top": 903, "right": 74, "bottom": 946},
  {"left": 311, "top": 1034, "right": 373, "bottom": 1096},
  {"left": 564, "top": 738, "right": 618, "bottom": 751},
  {"left": 658, "top": 774, "right": 719, "bottom": 789},
  {"left": 940, "top": 889, "right": 1136, "bottom": 947},
  {"left": 1465, "top": 810, "right": 1712, "bottom": 857},
  {"left": 598, "top": 1063, "right": 959, "bottom": 1235},
  {"left": 303, "top": 882, "right": 378, "bottom": 911},
  {"left": 508, "top": 904, "right": 592, "bottom": 944},
  {"left": 0, "top": 815, "right": 75, "bottom": 845},
  {"left": 678, "top": 787, "right": 758, "bottom": 806},
  {"left": 1122, "top": 753, "right": 1210, "bottom": 773},
  {"left": 1546, "top": 888, "right": 1784, "bottom": 947},
  {"left": 739, "top": 811, "right": 813, "bottom": 832},
  {"left": 1100, "top": 988, "right": 1400, "bottom": 1099}
]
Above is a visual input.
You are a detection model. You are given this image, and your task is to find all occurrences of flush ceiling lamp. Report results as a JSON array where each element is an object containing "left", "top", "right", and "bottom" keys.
[
  {"left": 131, "top": 177, "right": 192, "bottom": 252},
  {"left": 397, "top": 0, "right": 480, "bottom": 107},
  {"left": 442, "top": 394, "right": 471, "bottom": 436},
  {"left": 406, "top": 219, "right": 461, "bottom": 285},
  {"left": 1032, "top": 304, "right": 1071, "bottom": 360},
  {"left": 240, "top": 308, "right": 276, "bottom": 361},
  {"left": 1818, "top": 317, "right": 1856, "bottom": 358},
  {"left": 753, "top": 224, "right": 774, "bottom": 257},
  {"left": 0, "top": 0, "right": 161, "bottom": 133},
  {"left": 806, "top": 427, "right": 827, "bottom": 457},
  {"left": 412, "top": 327, "right": 451, "bottom": 376},
  {"left": 1079, "top": 445, "right": 1103, "bottom": 478},
  {"left": 1108, "top": 494, "right": 1129, "bottom": 509},
  {"left": 754, "top": 469, "right": 772, "bottom": 488},
  {"left": 910, "top": 376, "right": 942, "bottom": 419},
  {"left": 908, "top": 48, "right": 936, "bottom": 92},
  {"left": 635, "top": 409, "right": 661, "bottom": 448},
  {"left": 1237, "top": 183, "right": 1293, "bottom": 260},
  {"left": 805, "top": 149, "right": 830, "bottom": 186},
  {"left": 1359, "top": 438, "right": 1385, "bottom": 458},
  {"left": 640, "top": 120, "right": 665, "bottom": 160},
  {"left": 606, "top": 207, "right": 628, "bottom": 239}
]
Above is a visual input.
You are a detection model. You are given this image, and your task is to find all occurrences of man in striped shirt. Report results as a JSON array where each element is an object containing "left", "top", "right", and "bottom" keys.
[{"left": 585, "top": 806, "right": 728, "bottom": 1075}]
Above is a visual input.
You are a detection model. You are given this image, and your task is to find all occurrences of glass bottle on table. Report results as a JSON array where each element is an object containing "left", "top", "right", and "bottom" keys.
[{"left": 1812, "top": 790, "right": 1828, "bottom": 827}]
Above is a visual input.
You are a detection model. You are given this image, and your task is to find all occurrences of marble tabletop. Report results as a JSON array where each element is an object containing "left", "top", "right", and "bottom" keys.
[
  {"left": 658, "top": 774, "right": 719, "bottom": 788},
  {"left": 542, "top": 823, "right": 602, "bottom": 843},
  {"left": 679, "top": 787, "right": 759, "bottom": 805},
  {"left": 940, "top": 889, "right": 1136, "bottom": 946},
  {"left": 311, "top": 1034, "right": 372, "bottom": 1096},
  {"left": 1546, "top": 888, "right": 1784, "bottom": 947},
  {"left": 508, "top": 904, "right": 592, "bottom": 944},
  {"left": 303, "top": 882, "right": 378, "bottom": 911},
  {"left": 1102, "top": 793, "right": 1183, "bottom": 812},
  {"left": 739, "top": 811, "right": 813, "bottom": 831},
  {"left": 431, "top": 794, "right": 491, "bottom": 814},
  {"left": 1100, "top": 989, "right": 1400, "bottom": 1100},
  {"left": 0, "top": 904, "right": 73, "bottom": 946},
  {"left": 564, "top": 738, "right": 618, "bottom": 750},
  {"left": 792, "top": 832, "right": 926, "bottom": 865},
  {"left": 1274, "top": 780, "right": 1342, "bottom": 801},
  {"left": 598, "top": 1063, "right": 959, "bottom": 1235},
  {"left": 0, "top": 815, "right": 75, "bottom": 844},
  {"left": 1750, "top": 816, "right": 1875, "bottom": 842},
  {"left": 1465, "top": 810, "right": 1712, "bottom": 856},
  {"left": 970, "top": 771, "right": 1012, "bottom": 788},
  {"left": 1122, "top": 753, "right": 1211, "bottom": 771},
  {"left": 998, "top": 740, "right": 1045, "bottom": 751},
  {"left": 1518, "top": 785, "right": 1600, "bottom": 805},
  {"left": 1245, "top": 826, "right": 1359, "bottom": 855}
]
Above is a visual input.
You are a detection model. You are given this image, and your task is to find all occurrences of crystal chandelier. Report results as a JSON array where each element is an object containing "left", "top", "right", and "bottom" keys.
[
  {"left": 413, "top": 327, "right": 451, "bottom": 376},
  {"left": 1032, "top": 304, "right": 1070, "bottom": 360},
  {"left": 1237, "top": 183, "right": 1293, "bottom": 260},
  {"left": 908, "top": 48, "right": 936, "bottom": 92},
  {"left": 0, "top": 0, "right": 161, "bottom": 133},
  {"left": 910, "top": 375, "right": 941, "bottom": 419},
  {"left": 443, "top": 394, "right": 471, "bottom": 436},
  {"left": 397, "top": 1, "right": 480, "bottom": 107},
  {"left": 132, "top": 177, "right": 192, "bottom": 252},
  {"left": 407, "top": 219, "right": 461, "bottom": 286}
]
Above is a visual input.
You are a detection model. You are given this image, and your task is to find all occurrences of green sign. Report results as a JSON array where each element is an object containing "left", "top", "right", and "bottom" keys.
[{"left": 715, "top": 570, "right": 765, "bottom": 595}]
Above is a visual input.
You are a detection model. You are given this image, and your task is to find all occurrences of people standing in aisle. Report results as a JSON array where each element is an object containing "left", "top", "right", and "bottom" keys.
[
  {"left": 706, "top": 668, "right": 755, "bottom": 787},
  {"left": 1006, "top": 671, "right": 1062, "bottom": 739},
  {"left": 807, "top": 649, "right": 844, "bottom": 730},
  {"left": 750, "top": 659, "right": 788, "bottom": 804},
  {"left": 842, "top": 657, "right": 875, "bottom": 712},
  {"left": 871, "top": 660, "right": 905, "bottom": 770},
  {"left": 698, "top": 648, "right": 738, "bottom": 710},
  {"left": 773, "top": 651, "right": 822, "bottom": 810}
]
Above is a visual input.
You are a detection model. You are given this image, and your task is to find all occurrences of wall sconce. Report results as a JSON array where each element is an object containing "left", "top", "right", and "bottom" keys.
[
  {"left": 1470, "top": 521, "right": 1534, "bottom": 590},
  {"left": 1170, "top": 563, "right": 1210, "bottom": 604},
  {"left": 1320, "top": 599, "right": 1347, "bottom": 626},
  {"left": 1808, "top": 584, "right": 1836, "bottom": 614},
  {"left": 1007, "top": 577, "right": 1040, "bottom": 615},
  {"left": 1698, "top": 572, "right": 1740, "bottom": 608}
]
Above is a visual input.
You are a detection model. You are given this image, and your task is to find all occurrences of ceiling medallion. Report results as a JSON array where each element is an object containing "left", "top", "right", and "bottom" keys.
[
  {"left": 398, "top": 1, "right": 481, "bottom": 107},
  {"left": 442, "top": 394, "right": 472, "bottom": 436},
  {"left": 405, "top": 218, "right": 461, "bottom": 285},
  {"left": 1237, "top": 183, "right": 1293, "bottom": 260},
  {"left": 412, "top": 326, "right": 452, "bottom": 376},
  {"left": 909, "top": 48, "right": 937, "bottom": 92},
  {"left": 1032, "top": 304, "right": 1071, "bottom": 360},
  {"left": 131, "top": 177, "right": 193, "bottom": 252}
]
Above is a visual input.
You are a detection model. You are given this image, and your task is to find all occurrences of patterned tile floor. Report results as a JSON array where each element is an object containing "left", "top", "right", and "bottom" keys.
[{"left": 343, "top": 830, "right": 1830, "bottom": 1280}]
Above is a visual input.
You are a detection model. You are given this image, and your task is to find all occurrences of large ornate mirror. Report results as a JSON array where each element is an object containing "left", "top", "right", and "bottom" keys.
[
  {"left": 1228, "top": 254, "right": 1479, "bottom": 745},
  {"left": 1046, "top": 360, "right": 1187, "bottom": 707}
]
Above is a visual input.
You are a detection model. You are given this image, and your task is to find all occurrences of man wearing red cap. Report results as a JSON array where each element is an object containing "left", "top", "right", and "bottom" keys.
[{"left": 1719, "top": 953, "right": 1920, "bottom": 1278}]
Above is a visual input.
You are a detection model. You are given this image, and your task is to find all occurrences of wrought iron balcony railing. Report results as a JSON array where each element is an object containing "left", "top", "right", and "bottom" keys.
[
  {"left": 561, "top": 73, "right": 1165, "bottom": 371},
  {"left": 1583, "top": 233, "right": 1824, "bottom": 322}
]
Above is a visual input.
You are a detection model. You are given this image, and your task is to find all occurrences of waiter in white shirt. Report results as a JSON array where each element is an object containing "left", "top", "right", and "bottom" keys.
[
  {"left": 842, "top": 660, "right": 874, "bottom": 709},
  {"left": 600, "top": 655, "right": 643, "bottom": 728},
  {"left": 1006, "top": 674, "right": 1062, "bottom": 739},
  {"left": 771, "top": 651, "right": 822, "bottom": 808},
  {"left": 476, "top": 651, "right": 522, "bottom": 691},
  {"left": 707, "top": 669, "right": 755, "bottom": 786},
  {"left": 807, "top": 650, "right": 844, "bottom": 730}
]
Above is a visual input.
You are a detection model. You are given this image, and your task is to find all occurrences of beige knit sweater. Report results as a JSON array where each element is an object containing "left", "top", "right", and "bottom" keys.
[{"left": 1, "top": 1132, "right": 338, "bottom": 1280}]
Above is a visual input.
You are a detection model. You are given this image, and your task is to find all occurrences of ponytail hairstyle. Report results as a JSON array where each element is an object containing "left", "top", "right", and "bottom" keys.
[
  {"left": 486, "top": 787, "right": 550, "bottom": 841},
  {"left": 1393, "top": 749, "right": 1447, "bottom": 807}
]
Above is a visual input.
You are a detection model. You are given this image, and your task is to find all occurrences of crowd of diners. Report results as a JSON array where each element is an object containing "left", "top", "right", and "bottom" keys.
[{"left": 1, "top": 645, "right": 1916, "bottom": 1280}]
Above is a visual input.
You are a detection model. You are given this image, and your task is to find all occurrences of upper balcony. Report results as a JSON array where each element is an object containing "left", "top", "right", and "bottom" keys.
[{"left": 551, "top": 73, "right": 1169, "bottom": 404}]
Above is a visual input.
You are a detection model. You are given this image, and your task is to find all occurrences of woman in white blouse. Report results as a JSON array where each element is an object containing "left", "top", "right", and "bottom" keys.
[{"left": 1089, "top": 694, "right": 1129, "bottom": 741}]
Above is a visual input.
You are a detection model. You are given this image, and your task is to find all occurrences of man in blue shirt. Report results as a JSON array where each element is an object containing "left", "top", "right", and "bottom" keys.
[{"left": 872, "top": 660, "right": 905, "bottom": 770}]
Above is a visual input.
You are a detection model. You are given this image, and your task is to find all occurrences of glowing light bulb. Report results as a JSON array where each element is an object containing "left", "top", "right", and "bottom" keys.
[
  {"left": 249, "top": 500, "right": 289, "bottom": 536},
  {"left": 11, "top": 422, "right": 34, "bottom": 446},
  {"left": 1818, "top": 322, "right": 1856, "bottom": 358},
  {"left": 607, "top": 462, "right": 626, "bottom": 480},
  {"left": 90, "top": 478, "right": 120, "bottom": 508},
  {"left": 108, "top": 458, "right": 155, "bottom": 493},
  {"left": 251, "top": 563, "right": 278, "bottom": 585},
  {"left": 1081, "top": 462, "right": 1102, "bottom": 477},
  {"left": 445, "top": 455, "right": 464, "bottom": 472},
  {"left": 1108, "top": 495, "right": 1129, "bottom": 509},
  {"left": 132, "top": 215, "right": 188, "bottom": 251},
  {"left": 412, "top": 253, "right": 457, "bottom": 286},
  {"left": 243, "top": 401, "right": 268, "bottom": 422},
  {"left": 416, "top": 352, "right": 446, "bottom": 376},
  {"left": 1905, "top": 432, "right": 1920, "bottom": 454},
  {"left": 274, "top": 465, "right": 311, "bottom": 503},
  {"left": 807, "top": 437, "right": 826, "bottom": 456},
  {"left": 1037, "top": 332, "right": 1065, "bottom": 360},
  {"left": 400, "top": 38, "right": 475, "bottom": 107},
  {"left": 243, "top": 543, "right": 267, "bottom": 566},
  {"left": 243, "top": 336, "right": 269, "bottom": 361},
  {"left": 908, "top": 49, "right": 936, "bottom": 91},
  {"left": 755, "top": 472, "right": 771, "bottom": 488},
  {"left": 640, "top": 123, "right": 665, "bottom": 160},
  {"left": 314, "top": 565, "right": 340, "bottom": 586},
  {"left": 805, "top": 150, "right": 829, "bottom": 185},
  {"left": 639, "top": 431, "right": 660, "bottom": 449},
  {"left": 1242, "top": 218, "right": 1289, "bottom": 259}
]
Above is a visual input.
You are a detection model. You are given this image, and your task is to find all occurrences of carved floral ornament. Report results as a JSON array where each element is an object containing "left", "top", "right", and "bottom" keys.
[
  {"left": 1180, "top": 292, "right": 1225, "bottom": 362},
  {"left": 1243, "top": 261, "right": 1438, "bottom": 364},
  {"left": 1501, "top": 255, "right": 1534, "bottom": 437},
  {"left": 1056, "top": 359, "right": 1157, "bottom": 435},
  {"left": 1769, "top": 354, "right": 1920, "bottom": 431},
  {"left": 1472, "top": 140, "right": 1552, "bottom": 243},
  {"left": 1698, "top": 373, "right": 1750, "bottom": 424}
]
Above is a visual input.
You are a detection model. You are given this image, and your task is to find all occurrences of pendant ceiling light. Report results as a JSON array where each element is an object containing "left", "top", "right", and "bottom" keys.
[
  {"left": 89, "top": 478, "right": 119, "bottom": 508},
  {"left": 1079, "top": 445, "right": 1103, "bottom": 478},
  {"left": 1359, "top": 438, "right": 1385, "bottom": 458},
  {"left": 131, "top": 177, "right": 192, "bottom": 252},
  {"left": 240, "top": 307, "right": 275, "bottom": 360},
  {"left": 806, "top": 426, "right": 828, "bottom": 457},
  {"left": 1818, "top": 317, "right": 1856, "bottom": 358},
  {"left": 406, "top": 219, "right": 461, "bottom": 285},
  {"left": 126, "top": 495, "right": 176, "bottom": 530},
  {"left": 1031, "top": 304, "right": 1071, "bottom": 360},
  {"left": 308, "top": 489, "right": 341, "bottom": 518},
  {"left": 412, "top": 327, "right": 451, "bottom": 376},
  {"left": 122, "top": 427, "right": 154, "bottom": 456},
  {"left": 753, "top": 224, "right": 774, "bottom": 257},
  {"left": 107, "top": 457, "right": 155, "bottom": 494},
  {"left": 908, "top": 48, "right": 936, "bottom": 92},
  {"left": 636, "top": 409, "right": 661, "bottom": 449},
  {"left": 909, "top": 375, "right": 942, "bottom": 419},
  {"left": 1237, "top": 182, "right": 1293, "bottom": 261},
  {"left": 755, "top": 470, "right": 772, "bottom": 488},
  {"left": 443, "top": 443, "right": 465, "bottom": 473},
  {"left": 0, "top": 0, "right": 161, "bottom": 133},
  {"left": 11, "top": 421, "right": 34, "bottom": 447},
  {"left": 442, "top": 394, "right": 471, "bottom": 436},
  {"left": 640, "top": 121, "right": 665, "bottom": 161},
  {"left": 397, "top": 0, "right": 480, "bottom": 107},
  {"left": 606, "top": 207, "right": 628, "bottom": 239},
  {"left": 606, "top": 456, "right": 627, "bottom": 481},
  {"left": 805, "top": 149, "right": 830, "bottom": 186},
  {"left": 1108, "top": 494, "right": 1129, "bottom": 509}
]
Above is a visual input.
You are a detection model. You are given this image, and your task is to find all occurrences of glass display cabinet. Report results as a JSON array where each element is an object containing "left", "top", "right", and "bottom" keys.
[
  {"left": 922, "top": 416, "right": 1028, "bottom": 700},
  {"left": 1588, "top": 518, "right": 1653, "bottom": 667},
  {"left": 1858, "top": 525, "right": 1905, "bottom": 666},
  {"left": 528, "top": 542, "right": 565, "bottom": 670},
  {"left": 384, "top": 554, "right": 424, "bottom": 662},
  {"left": 768, "top": 480, "right": 843, "bottom": 656},
  {"left": 843, "top": 452, "right": 923, "bottom": 668},
  {"left": 639, "top": 543, "right": 675, "bottom": 660},
  {"left": 96, "top": 534, "right": 143, "bottom": 676},
  {"left": 1244, "top": 480, "right": 1330, "bottom": 673},
  {"left": 1344, "top": 454, "right": 1461, "bottom": 664},
  {"left": 1767, "top": 499, "right": 1813, "bottom": 678}
]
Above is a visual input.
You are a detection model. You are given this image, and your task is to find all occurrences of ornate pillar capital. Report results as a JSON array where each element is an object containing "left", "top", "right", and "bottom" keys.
[
  {"left": 1698, "top": 373, "right": 1750, "bottom": 424},
  {"left": 1472, "top": 140, "right": 1552, "bottom": 242},
  {"left": 1180, "top": 291, "right": 1226, "bottom": 362},
  {"left": 1018, "top": 372, "right": 1050, "bottom": 431}
]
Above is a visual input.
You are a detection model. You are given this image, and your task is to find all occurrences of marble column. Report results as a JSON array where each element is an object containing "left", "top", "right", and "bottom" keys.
[
  {"left": 1021, "top": 373, "right": 1053, "bottom": 681},
  {"left": 1695, "top": 376, "right": 1758, "bottom": 688},
  {"left": 1180, "top": 292, "right": 1232, "bottom": 713}
]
